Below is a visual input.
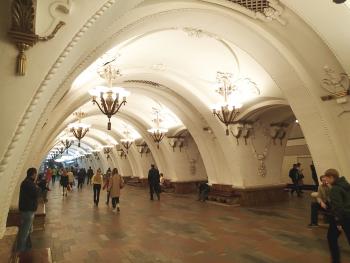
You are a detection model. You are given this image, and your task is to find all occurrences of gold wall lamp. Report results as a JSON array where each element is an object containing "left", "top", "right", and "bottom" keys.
[{"left": 8, "top": 0, "right": 65, "bottom": 76}]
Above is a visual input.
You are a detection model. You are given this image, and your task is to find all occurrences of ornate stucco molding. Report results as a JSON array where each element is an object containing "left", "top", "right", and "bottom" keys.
[
  {"left": 8, "top": 0, "right": 66, "bottom": 76},
  {"left": 204, "top": 0, "right": 287, "bottom": 25}
]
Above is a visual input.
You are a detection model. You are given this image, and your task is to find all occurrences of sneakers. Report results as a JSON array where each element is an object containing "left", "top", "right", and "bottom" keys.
[
  {"left": 308, "top": 223, "right": 319, "bottom": 228},
  {"left": 112, "top": 209, "right": 116, "bottom": 213}
]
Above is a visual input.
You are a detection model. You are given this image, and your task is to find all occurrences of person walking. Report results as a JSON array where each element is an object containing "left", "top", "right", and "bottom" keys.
[
  {"left": 103, "top": 172, "right": 111, "bottom": 205},
  {"left": 17, "top": 168, "right": 39, "bottom": 252},
  {"left": 87, "top": 166, "right": 93, "bottom": 185},
  {"left": 77, "top": 168, "right": 85, "bottom": 190},
  {"left": 60, "top": 169, "right": 69, "bottom": 196},
  {"left": 289, "top": 164, "right": 301, "bottom": 197},
  {"left": 51, "top": 167, "right": 57, "bottom": 185},
  {"left": 324, "top": 169, "right": 350, "bottom": 263},
  {"left": 92, "top": 168, "right": 103, "bottom": 206},
  {"left": 148, "top": 164, "right": 160, "bottom": 201},
  {"left": 67, "top": 168, "right": 74, "bottom": 190},
  {"left": 108, "top": 168, "right": 124, "bottom": 212}
]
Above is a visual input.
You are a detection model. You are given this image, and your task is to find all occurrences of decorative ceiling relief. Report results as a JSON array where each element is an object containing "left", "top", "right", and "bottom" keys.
[
  {"left": 320, "top": 66, "right": 350, "bottom": 117},
  {"left": 8, "top": 0, "right": 65, "bottom": 76},
  {"left": 45, "top": 0, "right": 73, "bottom": 35},
  {"left": 204, "top": 0, "right": 286, "bottom": 25}
]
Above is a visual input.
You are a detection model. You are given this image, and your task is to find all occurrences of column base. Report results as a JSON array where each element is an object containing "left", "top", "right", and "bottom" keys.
[
  {"left": 172, "top": 181, "right": 206, "bottom": 194},
  {"left": 236, "top": 184, "right": 288, "bottom": 206},
  {"left": 208, "top": 184, "right": 239, "bottom": 205}
]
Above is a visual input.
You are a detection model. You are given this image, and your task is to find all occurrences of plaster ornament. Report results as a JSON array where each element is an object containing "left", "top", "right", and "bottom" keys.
[
  {"left": 263, "top": 0, "right": 287, "bottom": 25},
  {"left": 321, "top": 66, "right": 350, "bottom": 103},
  {"left": 182, "top": 27, "right": 205, "bottom": 38},
  {"left": 250, "top": 122, "right": 272, "bottom": 177}
]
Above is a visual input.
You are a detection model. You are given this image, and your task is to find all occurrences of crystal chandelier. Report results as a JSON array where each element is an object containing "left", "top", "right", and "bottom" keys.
[
  {"left": 68, "top": 111, "right": 91, "bottom": 147},
  {"left": 89, "top": 61, "right": 130, "bottom": 130},
  {"left": 120, "top": 129, "right": 134, "bottom": 153},
  {"left": 103, "top": 145, "right": 113, "bottom": 160},
  {"left": 147, "top": 110, "right": 168, "bottom": 149},
  {"left": 211, "top": 72, "right": 259, "bottom": 135}
]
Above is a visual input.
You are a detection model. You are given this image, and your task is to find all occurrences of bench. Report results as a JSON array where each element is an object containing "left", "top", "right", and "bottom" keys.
[{"left": 7, "top": 201, "right": 46, "bottom": 231}]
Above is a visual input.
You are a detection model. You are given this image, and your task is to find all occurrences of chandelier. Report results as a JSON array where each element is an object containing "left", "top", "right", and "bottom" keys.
[
  {"left": 68, "top": 111, "right": 91, "bottom": 147},
  {"left": 89, "top": 61, "right": 130, "bottom": 130},
  {"left": 92, "top": 149, "right": 100, "bottom": 160},
  {"left": 211, "top": 72, "right": 259, "bottom": 135},
  {"left": 60, "top": 136, "right": 73, "bottom": 153},
  {"left": 120, "top": 129, "right": 134, "bottom": 153},
  {"left": 103, "top": 145, "right": 113, "bottom": 160},
  {"left": 57, "top": 146, "right": 65, "bottom": 155},
  {"left": 147, "top": 109, "right": 168, "bottom": 149}
]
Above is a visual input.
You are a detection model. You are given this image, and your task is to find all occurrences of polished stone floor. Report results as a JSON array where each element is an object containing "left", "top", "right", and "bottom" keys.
[{"left": 31, "top": 182, "right": 350, "bottom": 263}]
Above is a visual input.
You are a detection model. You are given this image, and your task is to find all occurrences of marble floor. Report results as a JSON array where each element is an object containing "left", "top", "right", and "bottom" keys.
[{"left": 31, "top": 182, "right": 350, "bottom": 263}]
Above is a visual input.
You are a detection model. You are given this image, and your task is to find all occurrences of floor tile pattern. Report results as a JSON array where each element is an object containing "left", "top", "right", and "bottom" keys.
[{"left": 31, "top": 183, "right": 350, "bottom": 263}]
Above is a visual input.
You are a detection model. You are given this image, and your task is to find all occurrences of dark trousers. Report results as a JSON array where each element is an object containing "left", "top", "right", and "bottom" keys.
[
  {"left": 149, "top": 184, "right": 160, "bottom": 200},
  {"left": 198, "top": 189, "right": 209, "bottom": 201},
  {"left": 78, "top": 180, "right": 83, "bottom": 189},
  {"left": 311, "top": 202, "right": 323, "bottom": 225},
  {"left": 87, "top": 177, "right": 92, "bottom": 185},
  {"left": 93, "top": 184, "right": 101, "bottom": 205},
  {"left": 328, "top": 216, "right": 350, "bottom": 263},
  {"left": 112, "top": 197, "right": 120, "bottom": 209},
  {"left": 291, "top": 179, "right": 301, "bottom": 196},
  {"left": 106, "top": 191, "right": 110, "bottom": 205}
]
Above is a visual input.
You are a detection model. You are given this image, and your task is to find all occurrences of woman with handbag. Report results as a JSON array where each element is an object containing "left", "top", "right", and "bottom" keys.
[{"left": 108, "top": 168, "right": 124, "bottom": 213}]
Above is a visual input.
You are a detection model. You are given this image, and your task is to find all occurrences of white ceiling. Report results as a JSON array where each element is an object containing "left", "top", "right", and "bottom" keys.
[{"left": 281, "top": 0, "right": 350, "bottom": 74}]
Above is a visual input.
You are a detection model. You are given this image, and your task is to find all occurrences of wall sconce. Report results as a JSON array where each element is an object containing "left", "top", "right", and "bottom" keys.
[
  {"left": 136, "top": 142, "right": 150, "bottom": 157},
  {"left": 8, "top": 0, "right": 65, "bottom": 75},
  {"left": 230, "top": 122, "right": 253, "bottom": 145},
  {"left": 167, "top": 136, "right": 186, "bottom": 152},
  {"left": 117, "top": 149, "right": 127, "bottom": 159},
  {"left": 270, "top": 122, "right": 288, "bottom": 145}
]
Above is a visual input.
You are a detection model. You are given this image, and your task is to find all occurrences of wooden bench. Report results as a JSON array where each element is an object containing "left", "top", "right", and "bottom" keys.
[
  {"left": 7, "top": 201, "right": 46, "bottom": 231},
  {"left": 161, "top": 179, "right": 174, "bottom": 193}
]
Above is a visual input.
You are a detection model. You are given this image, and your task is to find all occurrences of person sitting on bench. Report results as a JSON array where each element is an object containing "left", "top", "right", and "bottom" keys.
[
  {"left": 198, "top": 182, "right": 210, "bottom": 202},
  {"left": 309, "top": 175, "right": 331, "bottom": 227}
]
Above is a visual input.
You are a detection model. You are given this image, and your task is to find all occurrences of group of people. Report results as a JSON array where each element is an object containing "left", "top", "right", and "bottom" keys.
[{"left": 308, "top": 169, "right": 350, "bottom": 263}]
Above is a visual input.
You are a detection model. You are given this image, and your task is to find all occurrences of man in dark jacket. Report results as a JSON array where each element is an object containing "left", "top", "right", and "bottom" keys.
[
  {"left": 148, "top": 164, "right": 160, "bottom": 201},
  {"left": 77, "top": 168, "right": 86, "bottom": 190},
  {"left": 289, "top": 164, "right": 301, "bottom": 196},
  {"left": 17, "top": 167, "right": 39, "bottom": 252},
  {"left": 87, "top": 167, "right": 93, "bottom": 185},
  {"left": 324, "top": 168, "right": 350, "bottom": 263}
]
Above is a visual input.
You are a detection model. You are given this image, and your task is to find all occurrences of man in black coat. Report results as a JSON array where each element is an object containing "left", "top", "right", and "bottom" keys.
[
  {"left": 289, "top": 164, "right": 301, "bottom": 196},
  {"left": 77, "top": 168, "right": 86, "bottom": 190},
  {"left": 87, "top": 167, "right": 93, "bottom": 185},
  {"left": 17, "top": 167, "right": 39, "bottom": 252},
  {"left": 148, "top": 164, "right": 160, "bottom": 201}
]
